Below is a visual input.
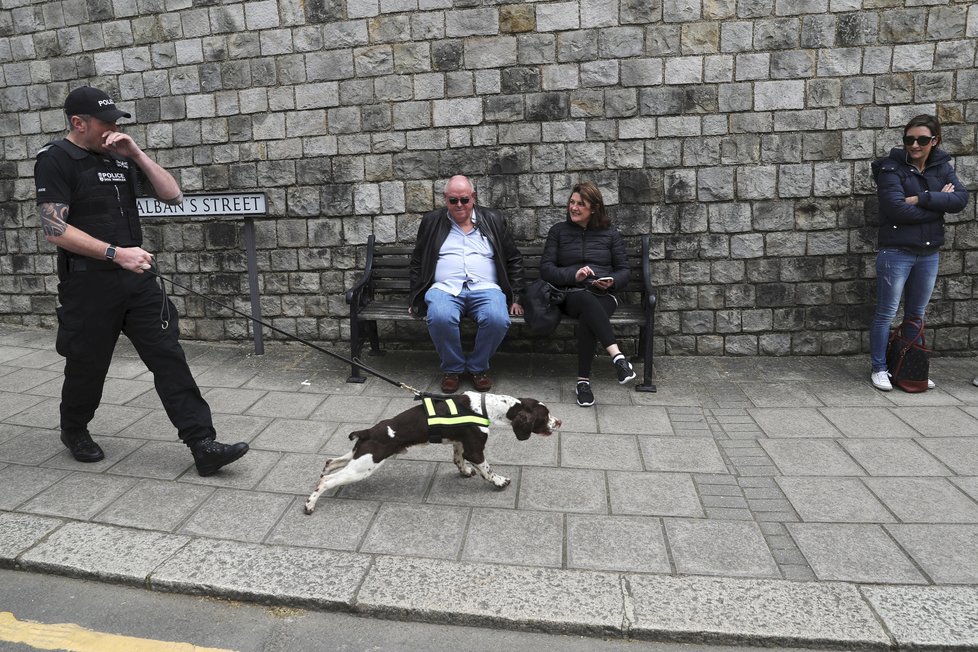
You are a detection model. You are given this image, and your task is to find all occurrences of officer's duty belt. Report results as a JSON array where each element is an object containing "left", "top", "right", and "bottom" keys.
[{"left": 67, "top": 258, "right": 118, "bottom": 272}]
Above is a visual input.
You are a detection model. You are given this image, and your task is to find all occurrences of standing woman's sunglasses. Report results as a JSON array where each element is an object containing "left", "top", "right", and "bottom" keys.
[{"left": 903, "top": 135, "right": 936, "bottom": 147}]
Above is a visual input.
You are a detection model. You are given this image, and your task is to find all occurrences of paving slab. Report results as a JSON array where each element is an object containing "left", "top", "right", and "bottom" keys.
[
  {"left": 838, "top": 438, "right": 952, "bottom": 475},
  {"left": 199, "top": 386, "right": 268, "bottom": 414},
  {"left": 426, "top": 463, "right": 521, "bottom": 508},
  {"left": 916, "top": 438, "right": 978, "bottom": 475},
  {"left": 607, "top": 471, "right": 703, "bottom": 517},
  {"left": 886, "top": 524, "right": 978, "bottom": 584},
  {"left": 518, "top": 466, "right": 608, "bottom": 513},
  {"left": 356, "top": 556, "right": 624, "bottom": 636},
  {"left": 250, "top": 418, "right": 337, "bottom": 453},
  {"left": 461, "top": 507, "right": 564, "bottom": 567},
  {"left": 267, "top": 497, "right": 378, "bottom": 551},
  {"left": 663, "top": 519, "right": 780, "bottom": 579},
  {"left": 819, "top": 406, "right": 920, "bottom": 438},
  {"left": 861, "top": 585, "right": 978, "bottom": 649},
  {"left": 560, "top": 433, "right": 643, "bottom": 471},
  {"left": 0, "top": 465, "right": 69, "bottom": 510},
  {"left": 93, "top": 479, "right": 216, "bottom": 532},
  {"left": 627, "top": 574, "right": 891, "bottom": 647},
  {"left": 360, "top": 502, "right": 469, "bottom": 559},
  {"left": 18, "top": 521, "right": 190, "bottom": 584},
  {"left": 892, "top": 406, "right": 978, "bottom": 436},
  {"left": 255, "top": 452, "right": 330, "bottom": 494},
  {"left": 863, "top": 477, "right": 978, "bottom": 523},
  {"left": 777, "top": 477, "right": 895, "bottom": 523},
  {"left": 639, "top": 436, "right": 727, "bottom": 473},
  {"left": 759, "top": 438, "right": 864, "bottom": 476},
  {"left": 787, "top": 523, "right": 927, "bottom": 584},
  {"left": 738, "top": 383, "right": 823, "bottom": 408},
  {"left": 0, "top": 511, "right": 63, "bottom": 562},
  {"left": 151, "top": 538, "right": 371, "bottom": 610},
  {"left": 18, "top": 471, "right": 137, "bottom": 519},
  {"left": 749, "top": 408, "right": 842, "bottom": 438},
  {"left": 596, "top": 405, "right": 673, "bottom": 434},
  {"left": 334, "top": 458, "right": 435, "bottom": 502},
  {"left": 177, "top": 488, "right": 293, "bottom": 543},
  {"left": 566, "top": 514, "right": 671, "bottom": 573},
  {"left": 0, "top": 394, "right": 55, "bottom": 427}
]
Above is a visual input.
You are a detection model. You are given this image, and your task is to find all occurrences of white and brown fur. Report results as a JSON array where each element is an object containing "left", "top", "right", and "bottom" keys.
[{"left": 304, "top": 392, "right": 560, "bottom": 514}]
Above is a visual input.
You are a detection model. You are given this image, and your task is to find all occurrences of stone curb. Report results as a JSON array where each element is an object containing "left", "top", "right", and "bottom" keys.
[{"left": 5, "top": 512, "right": 978, "bottom": 649}]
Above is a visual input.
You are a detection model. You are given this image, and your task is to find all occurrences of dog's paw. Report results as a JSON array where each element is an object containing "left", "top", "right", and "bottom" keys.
[
  {"left": 459, "top": 465, "right": 476, "bottom": 477},
  {"left": 492, "top": 476, "right": 511, "bottom": 489},
  {"left": 303, "top": 501, "right": 315, "bottom": 514}
]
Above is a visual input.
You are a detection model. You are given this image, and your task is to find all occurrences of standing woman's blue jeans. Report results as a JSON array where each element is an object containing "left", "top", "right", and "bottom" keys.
[{"left": 869, "top": 248, "right": 939, "bottom": 372}]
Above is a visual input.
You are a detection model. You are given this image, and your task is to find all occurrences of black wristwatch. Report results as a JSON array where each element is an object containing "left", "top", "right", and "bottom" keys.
[{"left": 104, "top": 245, "right": 117, "bottom": 261}]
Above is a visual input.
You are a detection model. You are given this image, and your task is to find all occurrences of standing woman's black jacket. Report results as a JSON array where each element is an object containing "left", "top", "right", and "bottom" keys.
[
  {"left": 871, "top": 147, "right": 969, "bottom": 250},
  {"left": 539, "top": 218, "right": 630, "bottom": 291}
]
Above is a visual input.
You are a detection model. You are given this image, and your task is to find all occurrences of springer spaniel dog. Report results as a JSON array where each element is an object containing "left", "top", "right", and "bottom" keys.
[{"left": 304, "top": 392, "right": 560, "bottom": 514}]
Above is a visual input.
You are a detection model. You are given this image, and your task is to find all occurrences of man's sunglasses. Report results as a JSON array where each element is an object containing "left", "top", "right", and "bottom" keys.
[
  {"left": 447, "top": 197, "right": 471, "bottom": 205},
  {"left": 903, "top": 135, "right": 936, "bottom": 147}
]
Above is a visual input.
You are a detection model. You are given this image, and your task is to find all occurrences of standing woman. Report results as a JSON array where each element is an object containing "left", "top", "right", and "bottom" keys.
[
  {"left": 869, "top": 114, "right": 969, "bottom": 391},
  {"left": 540, "top": 182, "right": 635, "bottom": 407}
]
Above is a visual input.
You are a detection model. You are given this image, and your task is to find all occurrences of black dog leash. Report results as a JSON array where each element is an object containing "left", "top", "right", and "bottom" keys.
[{"left": 146, "top": 261, "right": 422, "bottom": 395}]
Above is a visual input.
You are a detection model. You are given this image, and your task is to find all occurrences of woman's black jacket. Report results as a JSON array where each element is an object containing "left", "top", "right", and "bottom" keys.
[
  {"left": 871, "top": 147, "right": 969, "bottom": 250},
  {"left": 539, "top": 218, "right": 630, "bottom": 290}
]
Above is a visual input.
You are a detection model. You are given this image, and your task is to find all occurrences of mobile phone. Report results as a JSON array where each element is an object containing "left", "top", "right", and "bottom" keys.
[{"left": 596, "top": 277, "right": 613, "bottom": 282}]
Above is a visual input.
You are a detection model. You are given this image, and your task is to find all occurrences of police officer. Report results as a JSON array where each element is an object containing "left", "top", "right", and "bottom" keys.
[{"left": 33, "top": 86, "right": 249, "bottom": 475}]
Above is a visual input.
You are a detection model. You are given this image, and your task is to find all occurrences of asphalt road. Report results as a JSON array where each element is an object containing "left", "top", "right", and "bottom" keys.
[{"left": 0, "top": 568, "right": 844, "bottom": 652}]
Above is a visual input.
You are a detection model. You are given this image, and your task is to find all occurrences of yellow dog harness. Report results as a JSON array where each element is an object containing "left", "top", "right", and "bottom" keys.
[{"left": 423, "top": 396, "right": 491, "bottom": 443}]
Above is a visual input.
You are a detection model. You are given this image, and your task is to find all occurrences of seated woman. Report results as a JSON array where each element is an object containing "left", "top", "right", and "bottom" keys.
[{"left": 540, "top": 181, "right": 635, "bottom": 407}]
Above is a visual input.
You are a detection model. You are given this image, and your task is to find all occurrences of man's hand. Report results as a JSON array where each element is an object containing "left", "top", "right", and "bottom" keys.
[
  {"left": 114, "top": 247, "right": 155, "bottom": 274},
  {"left": 101, "top": 131, "right": 141, "bottom": 158},
  {"left": 510, "top": 302, "right": 523, "bottom": 316}
]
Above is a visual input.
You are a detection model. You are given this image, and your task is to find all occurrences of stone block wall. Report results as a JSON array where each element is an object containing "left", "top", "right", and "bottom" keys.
[{"left": 1, "top": 0, "right": 977, "bottom": 356}]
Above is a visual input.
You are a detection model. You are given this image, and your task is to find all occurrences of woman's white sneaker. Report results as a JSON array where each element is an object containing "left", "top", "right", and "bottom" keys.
[
  {"left": 927, "top": 379, "right": 935, "bottom": 390},
  {"left": 871, "top": 371, "right": 892, "bottom": 391}
]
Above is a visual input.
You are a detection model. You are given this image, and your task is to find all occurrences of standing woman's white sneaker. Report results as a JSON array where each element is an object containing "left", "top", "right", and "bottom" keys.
[
  {"left": 871, "top": 371, "right": 892, "bottom": 391},
  {"left": 973, "top": 377, "right": 978, "bottom": 387},
  {"left": 927, "top": 379, "right": 935, "bottom": 390}
]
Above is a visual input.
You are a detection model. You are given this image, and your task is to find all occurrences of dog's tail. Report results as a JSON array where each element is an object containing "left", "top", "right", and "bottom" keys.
[{"left": 348, "top": 428, "right": 369, "bottom": 442}]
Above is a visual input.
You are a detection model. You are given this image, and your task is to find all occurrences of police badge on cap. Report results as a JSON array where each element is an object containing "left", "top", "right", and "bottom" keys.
[{"left": 63, "top": 86, "right": 132, "bottom": 122}]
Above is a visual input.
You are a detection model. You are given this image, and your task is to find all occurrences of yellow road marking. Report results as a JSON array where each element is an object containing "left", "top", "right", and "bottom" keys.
[{"left": 0, "top": 612, "right": 234, "bottom": 652}]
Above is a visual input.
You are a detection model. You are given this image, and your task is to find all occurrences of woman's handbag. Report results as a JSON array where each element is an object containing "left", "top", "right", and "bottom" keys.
[
  {"left": 522, "top": 279, "right": 566, "bottom": 336},
  {"left": 886, "top": 319, "right": 930, "bottom": 393}
]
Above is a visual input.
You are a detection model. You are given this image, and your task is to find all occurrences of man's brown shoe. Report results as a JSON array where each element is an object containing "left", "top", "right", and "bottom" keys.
[
  {"left": 440, "top": 373, "right": 461, "bottom": 393},
  {"left": 471, "top": 372, "right": 493, "bottom": 392}
]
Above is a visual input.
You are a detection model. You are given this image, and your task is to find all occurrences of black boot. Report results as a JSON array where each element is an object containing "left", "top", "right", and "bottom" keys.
[
  {"left": 191, "top": 439, "right": 249, "bottom": 476},
  {"left": 61, "top": 430, "right": 105, "bottom": 463}
]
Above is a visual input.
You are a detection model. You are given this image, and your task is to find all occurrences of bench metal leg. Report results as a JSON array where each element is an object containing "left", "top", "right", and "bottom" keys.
[
  {"left": 635, "top": 320, "right": 656, "bottom": 393},
  {"left": 347, "top": 318, "right": 366, "bottom": 383}
]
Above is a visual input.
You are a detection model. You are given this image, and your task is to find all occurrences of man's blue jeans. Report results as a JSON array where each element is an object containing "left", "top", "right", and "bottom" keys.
[
  {"left": 425, "top": 286, "right": 511, "bottom": 374},
  {"left": 870, "top": 248, "right": 939, "bottom": 372}
]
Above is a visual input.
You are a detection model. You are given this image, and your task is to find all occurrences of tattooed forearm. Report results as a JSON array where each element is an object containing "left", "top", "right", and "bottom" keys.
[{"left": 40, "top": 203, "right": 68, "bottom": 237}]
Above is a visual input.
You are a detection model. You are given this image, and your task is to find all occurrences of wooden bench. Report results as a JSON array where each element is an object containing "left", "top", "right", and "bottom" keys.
[{"left": 344, "top": 233, "right": 657, "bottom": 391}]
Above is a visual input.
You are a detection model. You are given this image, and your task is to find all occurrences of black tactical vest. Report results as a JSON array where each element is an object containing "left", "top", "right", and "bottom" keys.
[{"left": 45, "top": 139, "right": 142, "bottom": 247}]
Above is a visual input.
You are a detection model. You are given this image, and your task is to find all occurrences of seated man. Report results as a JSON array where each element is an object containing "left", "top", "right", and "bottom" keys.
[{"left": 408, "top": 175, "right": 524, "bottom": 393}]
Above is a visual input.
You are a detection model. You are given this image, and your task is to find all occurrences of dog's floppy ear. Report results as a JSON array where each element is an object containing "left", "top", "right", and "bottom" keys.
[{"left": 507, "top": 404, "right": 533, "bottom": 440}]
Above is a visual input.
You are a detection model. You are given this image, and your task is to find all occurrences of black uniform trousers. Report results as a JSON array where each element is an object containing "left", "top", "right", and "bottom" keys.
[
  {"left": 561, "top": 291, "right": 619, "bottom": 378},
  {"left": 56, "top": 268, "right": 215, "bottom": 446}
]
